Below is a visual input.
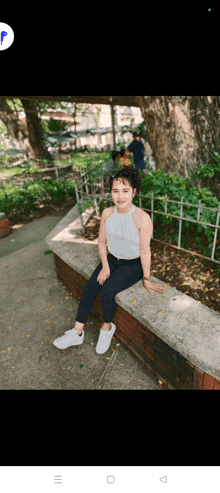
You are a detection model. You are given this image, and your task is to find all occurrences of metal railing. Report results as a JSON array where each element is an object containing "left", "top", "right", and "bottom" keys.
[
  {"left": 140, "top": 192, "right": 220, "bottom": 265},
  {"left": 75, "top": 167, "right": 220, "bottom": 265},
  {"left": 74, "top": 165, "right": 107, "bottom": 233}
]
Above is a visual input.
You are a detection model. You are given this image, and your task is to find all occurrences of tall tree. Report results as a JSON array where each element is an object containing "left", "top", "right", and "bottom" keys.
[
  {"left": 20, "top": 99, "right": 52, "bottom": 162},
  {"left": 136, "top": 96, "right": 220, "bottom": 177},
  {"left": 0, "top": 98, "right": 31, "bottom": 154},
  {"left": 0, "top": 98, "right": 52, "bottom": 162}
]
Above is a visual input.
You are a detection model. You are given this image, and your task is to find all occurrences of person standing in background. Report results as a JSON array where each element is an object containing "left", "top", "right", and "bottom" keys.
[
  {"left": 138, "top": 132, "right": 147, "bottom": 173},
  {"left": 128, "top": 132, "right": 146, "bottom": 171}
]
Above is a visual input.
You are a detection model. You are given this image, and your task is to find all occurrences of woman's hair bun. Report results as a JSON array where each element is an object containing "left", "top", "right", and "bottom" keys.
[{"left": 110, "top": 164, "right": 142, "bottom": 194}]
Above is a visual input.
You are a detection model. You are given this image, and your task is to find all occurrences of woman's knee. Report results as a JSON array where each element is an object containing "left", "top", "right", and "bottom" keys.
[
  {"left": 102, "top": 265, "right": 142, "bottom": 294},
  {"left": 84, "top": 264, "right": 103, "bottom": 290}
]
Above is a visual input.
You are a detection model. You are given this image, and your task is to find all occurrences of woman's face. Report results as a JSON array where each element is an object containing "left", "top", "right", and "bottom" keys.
[{"left": 111, "top": 178, "right": 136, "bottom": 214}]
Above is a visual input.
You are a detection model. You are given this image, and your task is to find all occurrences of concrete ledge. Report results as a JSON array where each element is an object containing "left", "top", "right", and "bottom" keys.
[{"left": 46, "top": 204, "right": 220, "bottom": 389}]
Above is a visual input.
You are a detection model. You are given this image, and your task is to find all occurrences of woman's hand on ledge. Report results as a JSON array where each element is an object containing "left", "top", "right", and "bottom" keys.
[{"left": 143, "top": 279, "right": 165, "bottom": 294}]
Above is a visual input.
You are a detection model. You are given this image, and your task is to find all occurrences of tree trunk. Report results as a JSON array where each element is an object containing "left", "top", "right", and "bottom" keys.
[
  {"left": 136, "top": 96, "right": 220, "bottom": 178},
  {"left": 0, "top": 98, "right": 32, "bottom": 155},
  {"left": 73, "top": 102, "right": 77, "bottom": 151},
  {"left": 20, "top": 99, "right": 52, "bottom": 164}
]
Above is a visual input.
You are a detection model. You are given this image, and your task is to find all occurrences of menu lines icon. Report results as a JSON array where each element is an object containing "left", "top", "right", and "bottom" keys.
[{"left": 54, "top": 475, "right": 62, "bottom": 484}]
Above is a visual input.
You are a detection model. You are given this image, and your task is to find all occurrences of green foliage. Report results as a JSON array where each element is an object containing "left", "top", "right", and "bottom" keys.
[
  {"left": 0, "top": 152, "right": 111, "bottom": 218},
  {"left": 120, "top": 120, "right": 148, "bottom": 141},
  {"left": 74, "top": 153, "right": 220, "bottom": 263},
  {"left": 0, "top": 155, "right": 75, "bottom": 214},
  {"left": 132, "top": 156, "right": 220, "bottom": 260},
  {"left": 1, "top": 149, "right": 220, "bottom": 263},
  {"left": 44, "top": 250, "right": 53, "bottom": 255},
  {"left": 0, "top": 172, "right": 76, "bottom": 216},
  {"left": 76, "top": 163, "right": 105, "bottom": 214},
  {"left": 45, "top": 118, "right": 68, "bottom": 133},
  {"left": 188, "top": 151, "right": 220, "bottom": 184}
]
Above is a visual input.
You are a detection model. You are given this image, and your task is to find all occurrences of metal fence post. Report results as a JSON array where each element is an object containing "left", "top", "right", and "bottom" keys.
[
  {"left": 165, "top": 194, "right": 168, "bottom": 214},
  {"left": 211, "top": 201, "right": 220, "bottom": 260},
  {"left": 197, "top": 199, "right": 202, "bottom": 222},
  {"left": 74, "top": 180, "right": 85, "bottom": 233},
  {"left": 178, "top": 196, "right": 184, "bottom": 249},
  {"left": 62, "top": 169, "right": 69, "bottom": 202},
  {"left": 162, "top": 194, "right": 168, "bottom": 259},
  {"left": 55, "top": 162, "right": 58, "bottom": 179},
  {"left": 151, "top": 190, "right": 154, "bottom": 221},
  {"left": 138, "top": 190, "right": 142, "bottom": 209}
]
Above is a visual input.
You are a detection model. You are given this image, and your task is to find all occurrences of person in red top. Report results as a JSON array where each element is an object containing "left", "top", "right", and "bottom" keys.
[{"left": 118, "top": 148, "right": 130, "bottom": 167}]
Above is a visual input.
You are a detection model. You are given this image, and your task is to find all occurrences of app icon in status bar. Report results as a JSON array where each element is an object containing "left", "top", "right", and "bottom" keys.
[{"left": 0, "top": 23, "right": 14, "bottom": 50}]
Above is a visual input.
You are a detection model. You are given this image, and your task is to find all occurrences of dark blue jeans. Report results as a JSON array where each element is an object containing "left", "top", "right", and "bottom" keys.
[
  {"left": 76, "top": 253, "right": 143, "bottom": 324},
  {"left": 134, "top": 160, "right": 146, "bottom": 170}
]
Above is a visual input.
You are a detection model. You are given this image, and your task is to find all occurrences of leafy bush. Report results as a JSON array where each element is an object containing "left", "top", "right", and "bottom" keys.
[
  {"left": 1, "top": 150, "right": 220, "bottom": 263},
  {"left": 132, "top": 158, "right": 220, "bottom": 260},
  {"left": 46, "top": 118, "right": 68, "bottom": 133},
  {"left": 0, "top": 152, "right": 112, "bottom": 217},
  {"left": 76, "top": 154, "right": 220, "bottom": 263},
  {"left": 0, "top": 176, "right": 76, "bottom": 215}
]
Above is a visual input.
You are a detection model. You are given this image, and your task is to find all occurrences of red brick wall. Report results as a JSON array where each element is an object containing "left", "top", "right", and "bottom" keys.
[
  {"left": 53, "top": 253, "right": 220, "bottom": 390},
  {"left": 0, "top": 217, "right": 11, "bottom": 238}
]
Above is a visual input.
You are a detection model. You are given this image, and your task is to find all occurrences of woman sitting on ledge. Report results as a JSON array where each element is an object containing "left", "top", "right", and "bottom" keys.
[{"left": 53, "top": 165, "right": 165, "bottom": 355}]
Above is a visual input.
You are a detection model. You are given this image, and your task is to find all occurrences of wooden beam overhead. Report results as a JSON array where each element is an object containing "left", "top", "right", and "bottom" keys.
[{"left": 0, "top": 95, "right": 140, "bottom": 108}]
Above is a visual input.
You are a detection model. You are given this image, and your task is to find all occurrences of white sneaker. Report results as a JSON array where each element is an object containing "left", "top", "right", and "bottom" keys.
[
  {"left": 53, "top": 328, "right": 84, "bottom": 349},
  {"left": 96, "top": 323, "right": 116, "bottom": 354}
]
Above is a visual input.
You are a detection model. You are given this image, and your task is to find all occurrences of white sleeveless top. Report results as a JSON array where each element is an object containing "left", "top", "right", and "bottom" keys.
[{"left": 105, "top": 204, "right": 140, "bottom": 259}]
